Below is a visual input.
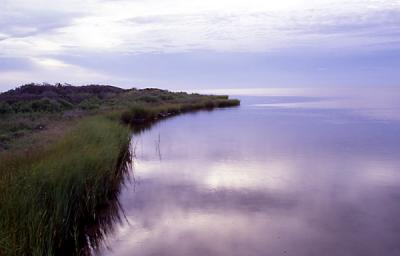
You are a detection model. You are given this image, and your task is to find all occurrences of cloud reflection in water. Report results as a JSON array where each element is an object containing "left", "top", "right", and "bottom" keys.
[{"left": 100, "top": 91, "right": 400, "bottom": 256}]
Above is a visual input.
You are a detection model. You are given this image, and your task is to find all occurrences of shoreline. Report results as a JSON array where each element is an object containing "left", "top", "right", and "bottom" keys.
[{"left": 0, "top": 84, "right": 240, "bottom": 255}]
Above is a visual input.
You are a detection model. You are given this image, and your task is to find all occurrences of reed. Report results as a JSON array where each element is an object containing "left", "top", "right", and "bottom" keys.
[
  {"left": 0, "top": 84, "right": 240, "bottom": 255},
  {"left": 120, "top": 98, "right": 240, "bottom": 125},
  {"left": 0, "top": 116, "right": 130, "bottom": 255}
]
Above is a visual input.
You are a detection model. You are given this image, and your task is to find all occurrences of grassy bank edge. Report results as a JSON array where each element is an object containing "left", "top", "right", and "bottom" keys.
[
  {"left": 0, "top": 116, "right": 131, "bottom": 255},
  {"left": 0, "top": 97, "right": 240, "bottom": 255}
]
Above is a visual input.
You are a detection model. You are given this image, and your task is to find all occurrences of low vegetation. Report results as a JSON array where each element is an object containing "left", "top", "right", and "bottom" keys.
[
  {"left": 0, "top": 117, "right": 131, "bottom": 255},
  {"left": 0, "top": 83, "right": 240, "bottom": 255},
  {"left": 0, "top": 84, "right": 239, "bottom": 150},
  {"left": 120, "top": 98, "right": 240, "bottom": 124}
]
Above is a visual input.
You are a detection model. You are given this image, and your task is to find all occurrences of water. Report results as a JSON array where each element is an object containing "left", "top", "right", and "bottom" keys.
[{"left": 99, "top": 89, "right": 400, "bottom": 256}]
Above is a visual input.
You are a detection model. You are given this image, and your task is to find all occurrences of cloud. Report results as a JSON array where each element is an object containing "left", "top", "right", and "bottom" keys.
[
  {"left": 0, "top": 0, "right": 400, "bottom": 89},
  {"left": 2, "top": 0, "right": 400, "bottom": 56},
  {"left": 0, "top": 57, "right": 33, "bottom": 71},
  {"left": 0, "top": 57, "right": 122, "bottom": 91},
  {"left": 0, "top": 1, "right": 87, "bottom": 39}
]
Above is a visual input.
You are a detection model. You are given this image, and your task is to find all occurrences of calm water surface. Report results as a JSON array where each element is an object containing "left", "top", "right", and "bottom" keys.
[{"left": 100, "top": 90, "right": 400, "bottom": 256}]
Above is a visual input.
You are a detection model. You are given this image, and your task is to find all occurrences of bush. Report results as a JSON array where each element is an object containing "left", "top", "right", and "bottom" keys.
[
  {"left": 0, "top": 102, "right": 13, "bottom": 115},
  {"left": 58, "top": 99, "right": 74, "bottom": 110},
  {"left": 9, "top": 99, "right": 65, "bottom": 113},
  {"left": 79, "top": 97, "right": 100, "bottom": 110},
  {"left": 31, "top": 98, "right": 62, "bottom": 112},
  {"left": 137, "top": 95, "right": 160, "bottom": 103},
  {"left": 12, "top": 101, "right": 33, "bottom": 113}
]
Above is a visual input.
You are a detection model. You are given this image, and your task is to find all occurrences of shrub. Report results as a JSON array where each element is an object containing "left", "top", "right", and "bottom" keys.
[
  {"left": 57, "top": 99, "right": 74, "bottom": 110},
  {"left": 0, "top": 102, "right": 13, "bottom": 115},
  {"left": 30, "top": 98, "right": 62, "bottom": 112},
  {"left": 79, "top": 97, "right": 100, "bottom": 110},
  {"left": 137, "top": 95, "right": 160, "bottom": 103}
]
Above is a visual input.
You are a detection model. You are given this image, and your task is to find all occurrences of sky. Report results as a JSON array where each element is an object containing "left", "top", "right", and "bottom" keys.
[{"left": 1, "top": 0, "right": 400, "bottom": 92}]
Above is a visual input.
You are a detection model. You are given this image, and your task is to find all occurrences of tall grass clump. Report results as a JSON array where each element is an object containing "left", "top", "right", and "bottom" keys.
[
  {"left": 120, "top": 98, "right": 240, "bottom": 125},
  {"left": 0, "top": 116, "right": 131, "bottom": 255},
  {"left": 216, "top": 99, "right": 241, "bottom": 108},
  {"left": 0, "top": 84, "right": 241, "bottom": 254},
  {"left": 120, "top": 105, "right": 158, "bottom": 124}
]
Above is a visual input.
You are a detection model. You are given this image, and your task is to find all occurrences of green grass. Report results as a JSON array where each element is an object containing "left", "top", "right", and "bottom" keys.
[
  {"left": 0, "top": 116, "right": 130, "bottom": 255},
  {"left": 120, "top": 99, "right": 240, "bottom": 125},
  {"left": 0, "top": 85, "right": 240, "bottom": 255},
  {"left": 0, "top": 87, "right": 240, "bottom": 151}
]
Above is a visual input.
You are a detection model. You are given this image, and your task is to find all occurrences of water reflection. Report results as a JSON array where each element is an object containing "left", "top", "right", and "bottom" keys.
[
  {"left": 58, "top": 145, "right": 132, "bottom": 256},
  {"left": 100, "top": 89, "right": 400, "bottom": 256}
]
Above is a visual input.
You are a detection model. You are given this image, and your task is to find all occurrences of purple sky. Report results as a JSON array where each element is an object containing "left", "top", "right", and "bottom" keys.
[{"left": 1, "top": 0, "right": 400, "bottom": 92}]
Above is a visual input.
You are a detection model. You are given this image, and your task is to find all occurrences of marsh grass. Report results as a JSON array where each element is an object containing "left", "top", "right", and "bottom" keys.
[
  {"left": 0, "top": 85, "right": 240, "bottom": 150},
  {"left": 0, "top": 116, "right": 130, "bottom": 255},
  {"left": 120, "top": 99, "right": 240, "bottom": 125},
  {"left": 0, "top": 85, "right": 240, "bottom": 255}
]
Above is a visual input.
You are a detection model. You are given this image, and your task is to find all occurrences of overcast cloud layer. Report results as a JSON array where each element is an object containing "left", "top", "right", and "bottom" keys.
[{"left": 1, "top": 0, "right": 400, "bottom": 91}]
